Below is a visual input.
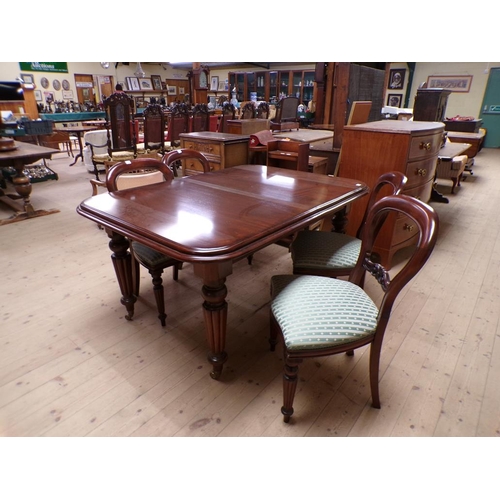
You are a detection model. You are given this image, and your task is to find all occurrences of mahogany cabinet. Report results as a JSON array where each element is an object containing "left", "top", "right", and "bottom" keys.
[{"left": 337, "top": 120, "right": 444, "bottom": 268}]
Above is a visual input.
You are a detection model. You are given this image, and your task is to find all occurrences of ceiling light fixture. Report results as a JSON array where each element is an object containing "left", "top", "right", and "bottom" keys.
[{"left": 134, "top": 62, "right": 146, "bottom": 78}]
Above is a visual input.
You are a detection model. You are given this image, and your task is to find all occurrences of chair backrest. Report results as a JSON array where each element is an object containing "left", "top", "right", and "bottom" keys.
[
  {"left": 106, "top": 157, "right": 174, "bottom": 192},
  {"left": 350, "top": 194, "right": 439, "bottom": 330},
  {"left": 256, "top": 101, "right": 270, "bottom": 119},
  {"left": 192, "top": 103, "right": 210, "bottom": 132},
  {"left": 346, "top": 101, "right": 372, "bottom": 125},
  {"left": 356, "top": 171, "right": 408, "bottom": 239},
  {"left": 241, "top": 102, "right": 256, "bottom": 119},
  {"left": 218, "top": 103, "right": 236, "bottom": 133},
  {"left": 142, "top": 102, "right": 165, "bottom": 153},
  {"left": 167, "top": 103, "right": 190, "bottom": 144},
  {"left": 274, "top": 96, "right": 299, "bottom": 123},
  {"left": 103, "top": 92, "right": 137, "bottom": 156},
  {"left": 162, "top": 148, "right": 211, "bottom": 176}
]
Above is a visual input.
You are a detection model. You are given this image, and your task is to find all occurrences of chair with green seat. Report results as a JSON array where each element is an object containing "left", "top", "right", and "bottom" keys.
[
  {"left": 105, "top": 157, "right": 181, "bottom": 327},
  {"left": 290, "top": 171, "right": 407, "bottom": 285},
  {"left": 269, "top": 194, "right": 439, "bottom": 422}
]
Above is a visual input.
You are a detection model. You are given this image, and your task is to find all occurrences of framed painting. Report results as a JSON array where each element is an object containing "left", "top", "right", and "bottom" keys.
[
  {"left": 167, "top": 86, "right": 177, "bottom": 96},
  {"left": 139, "top": 78, "right": 153, "bottom": 91},
  {"left": 387, "top": 94, "right": 402, "bottom": 107},
  {"left": 426, "top": 75, "right": 473, "bottom": 92},
  {"left": 20, "top": 73, "right": 34, "bottom": 84},
  {"left": 218, "top": 80, "right": 226, "bottom": 92},
  {"left": 210, "top": 76, "right": 219, "bottom": 91},
  {"left": 34, "top": 90, "right": 42, "bottom": 101},
  {"left": 388, "top": 69, "right": 406, "bottom": 89},
  {"left": 151, "top": 75, "right": 162, "bottom": 91},
  {"left": 126, "top": 77, "right": 140, "bottom": 91}
]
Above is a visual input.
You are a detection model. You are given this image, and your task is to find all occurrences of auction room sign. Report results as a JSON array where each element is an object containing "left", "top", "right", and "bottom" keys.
[{"left": 19, "top": 62, "right": 68, "bottom": 73}]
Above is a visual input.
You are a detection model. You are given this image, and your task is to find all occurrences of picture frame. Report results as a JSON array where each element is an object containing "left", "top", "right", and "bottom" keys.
[
  {"left": 34, "top": 90, "right": 42, "bottom": 101},
  {"left": 168, "top": 86, "right": 177, "bottom": 96},
  {"left": 126, "top": 77, "right": 140, "bottom": 91},
  {"left": 151, "top": 75, "right": 162, "bottom": 91},
  {"left": 62, "top": 90, "right": 74, "bottom": 100},
  {"left": 179, "top": 87, "right": 185, "bottom": 95},
  {"left": 426, "top": 75, "right": 473, "bottom": 93},
  {"left": 20, "top": 73, "right": 34, "bottom": 85},
  {"left": 43, "top": 91, "right": 55, "bottom": 103},
  {"left": 139, "top": 78, "right": 153, "bottom": 91},
  {"left": 387, "top": 94, "right": 402, "bottom": 107},
  {"left": 388, "top": 69, "right": 406, "bottom": 89},
  {"left": 210, "top": 76, "right": 219, "bottom": 91},
  {"left": 218, "top": 80, "right": 226, "bottom": 92}
]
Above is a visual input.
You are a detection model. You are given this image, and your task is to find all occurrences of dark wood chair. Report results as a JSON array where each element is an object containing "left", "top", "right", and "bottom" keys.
[
  {"left": 191, "top": 103, "right": 210, "bottom": 132},
  {"left": 161, "top": 148, "right": 211, "bottom": 177},
  {"left": 88, "top": 92, "right": 137, "bottom": 181},
  {"left": 256, "top": 101, "right": 270, "bottom": 119},
  {"left": 270, "top": 194, "right": 439, "bottom": 422},
  {"left": 218, "top": 103, "right": 236, "bottom": 133},
  {"left": 138, "top": 102, "right": 165, "bottom": 155},
  {"left": 240, "top": 102, "right": 256, "bottom": 119},
  {"left": 105, "top": 157, "right": 182, "bottom": 327},
  {"left": 270, "top": 96, "right": 300, "bottom": 132},
  {"left": 165, "top": 103, "right": 190, "bottom": 175},
  {"left": 290, "top": 171, "right": 408, "bottom": 287},
  {"left": 267, "top": 139, "right": 309, "bottom": 171}
]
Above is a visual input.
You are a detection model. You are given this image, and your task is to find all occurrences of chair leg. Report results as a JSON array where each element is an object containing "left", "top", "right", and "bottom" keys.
[
  {"left": 282, "top": 355, "right": 302, "bottom": 423},
  {"left": 172, "top": 263, "right": 180, "bottom": 281},
  {"left": 269, "top": 314, "right": 280, "bottom": 351},
  {"left": 131, "top": 253, "right": 140, "bottom": 297},
  {"left": 369, "top": 341, "right": 382, "bottom": 409},
  {"left": 149, "top": 269, "right": 166, "bottom": 327}
]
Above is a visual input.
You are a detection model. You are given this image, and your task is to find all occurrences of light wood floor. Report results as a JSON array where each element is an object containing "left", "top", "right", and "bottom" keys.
[{"left": 1, "top": 147, "right": 500, "bottom": 438}]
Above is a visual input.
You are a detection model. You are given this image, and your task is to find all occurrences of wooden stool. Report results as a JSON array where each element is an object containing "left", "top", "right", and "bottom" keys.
[{"left": 308, "top": 156, "right": 328, "bottom": 175}]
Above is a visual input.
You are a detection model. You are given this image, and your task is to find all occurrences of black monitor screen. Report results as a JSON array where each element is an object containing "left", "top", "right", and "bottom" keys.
[{"left": 0, "top": 82, "right": 24, "bottom": 101}]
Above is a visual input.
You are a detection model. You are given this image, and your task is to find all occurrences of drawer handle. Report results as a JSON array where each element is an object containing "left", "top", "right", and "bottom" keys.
[
  {"left": 403, "top": 223, "right": 415, "bottom": 232},
  {"left": 415, "top": 168, "right": 427, "bottom": 176},
  {"left": 419, "top": 142, "right": 431, "bottom": 151}
]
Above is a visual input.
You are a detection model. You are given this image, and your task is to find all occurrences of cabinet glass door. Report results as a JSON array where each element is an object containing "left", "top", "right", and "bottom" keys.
[
  {"left": 302, "top": 71, "right": 315, "bottom": 103},
  {"left": 246, "top": 72, "right": 255, "bottom": 100},
  {"left": 292, "top": 71, "right": 302, "bottom": 100},
  {"left": 256, "top": 71, "right": 266, "bottom": 101},
  {"left": 269, "top": 71, "right": 278, "bottom": 103},
  {"left": 236, "top": 73, "right": 245, "bottom": 102},
  {"left": 278, "top": 71, "right": 290, "bottom": 98}
]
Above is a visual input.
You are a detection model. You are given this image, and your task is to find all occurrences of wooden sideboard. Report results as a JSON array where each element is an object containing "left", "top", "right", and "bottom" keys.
[
  {"left": 179, "top": 131, "right": 250, "bottom": 175},
  {"left": 337, "top": 120, "right": 444, "bottom": 268}
]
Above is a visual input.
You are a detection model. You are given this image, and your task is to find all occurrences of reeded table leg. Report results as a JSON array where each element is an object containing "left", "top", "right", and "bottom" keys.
[
  {"left": 193, "top": 261, "right": 233, "bottom": 379},
  {"left": 107, "top": 231, "right": 137, "bottom": 321}
]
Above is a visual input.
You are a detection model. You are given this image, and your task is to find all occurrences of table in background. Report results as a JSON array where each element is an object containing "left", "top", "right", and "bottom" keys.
[
  {"left": 77, "top": 165, "right": 367, "bottom": 379},
  {"left": 58, "top": 125, "right": 99, "bottom": 166},
  {"left": 0, "top": 141, "right": 60, "bottom": 225}
]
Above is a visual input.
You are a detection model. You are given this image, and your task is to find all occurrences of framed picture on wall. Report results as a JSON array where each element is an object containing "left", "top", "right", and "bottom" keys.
[
  {"left": 126, "top": 77, "right": 140, "bottom": 91},
  {"left": 179, "top": 87, "right": 185, "bottom": 95},
  {"left": 151, "top": 75, "right": 162, "bottom": 91},
  {"left": 426, "top": 75, "right": 473, "bottom": 92},
  {"left": 388, "top": 69, "right": 406, "bottom": 89},
  {"left": 139, "top": 78, "right": 153, "bottom": 91},
  {"left": 20, "top": 73, "right": 34, "bottom": 84},
  {"left": 387, "top": 94, "right": 402, "bottom": 107},
  {"left": 167, "top": 86, "right": 177, "bottom": 96},
  {"left": 210, "top": 76, "right": 219, "bottom": 91},
  {"left": 218, "top": 80, "right": 226, "bottom": 92},
  {"left": 34, "top": 90, "right": 42, "bottom": 101}
]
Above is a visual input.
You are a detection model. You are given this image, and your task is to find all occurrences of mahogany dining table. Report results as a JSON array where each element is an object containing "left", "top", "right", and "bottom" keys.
[{"left": 76, "top": 164, "right": 368, "bottom": 379}]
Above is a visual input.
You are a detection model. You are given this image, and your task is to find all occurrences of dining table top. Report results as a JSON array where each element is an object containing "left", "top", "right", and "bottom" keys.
[{"left": 77, "top": 164, "right": 368, "bottom": 264}]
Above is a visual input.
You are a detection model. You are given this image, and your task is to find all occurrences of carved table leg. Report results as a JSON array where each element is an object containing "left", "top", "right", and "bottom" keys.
[
  {"left": 107, "top": 231, "right": 136, "bottom": 321},
  {"left": 193, "top": 261, "right": 233, "bottom": 379}
]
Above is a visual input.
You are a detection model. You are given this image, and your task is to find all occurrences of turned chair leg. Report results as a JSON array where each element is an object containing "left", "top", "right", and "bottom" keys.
[
  {"left": 149, "top": 269, "right": 166, "bottom": 327},
  {"left": 282, "top": 357, "right": 301, "bottom": 423}
]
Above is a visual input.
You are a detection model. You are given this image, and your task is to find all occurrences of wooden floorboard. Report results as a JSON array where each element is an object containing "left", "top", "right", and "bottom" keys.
[{"left": 2, "top": 148, "right": 500, "bottom": 438}]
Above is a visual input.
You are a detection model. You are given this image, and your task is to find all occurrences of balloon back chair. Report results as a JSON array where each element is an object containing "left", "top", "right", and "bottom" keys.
[{"left": 270, "top": 194, "right": 439, "bottom": 422}]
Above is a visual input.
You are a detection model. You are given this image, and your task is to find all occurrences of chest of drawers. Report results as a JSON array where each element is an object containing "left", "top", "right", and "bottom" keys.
[
  {"left": 337, "top": 120, "right": 444, "bottom": 268},
  {"left": 179, "top": 131, "right": 250, "bottom": 175}
]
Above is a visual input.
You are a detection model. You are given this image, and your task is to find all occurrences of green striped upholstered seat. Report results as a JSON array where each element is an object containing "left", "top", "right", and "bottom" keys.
[
  {"left": 291, "top": 230, "right": 361, "bottom": 271},
  {"left": 271, "top": 274, "right": 378, "bottom": 351}
]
